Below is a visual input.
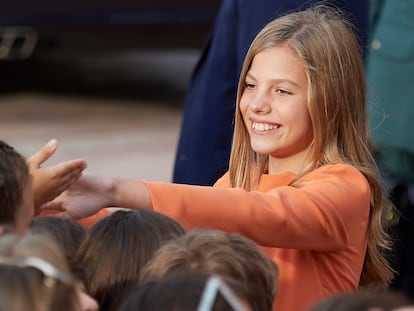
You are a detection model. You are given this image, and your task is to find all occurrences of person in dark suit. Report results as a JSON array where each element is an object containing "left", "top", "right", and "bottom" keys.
[{"left": 173, "top": 0, "right": 369, "bottom": 186}]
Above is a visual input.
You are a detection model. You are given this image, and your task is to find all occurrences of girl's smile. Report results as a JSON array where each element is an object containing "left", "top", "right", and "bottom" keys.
[{"left": 251, "top": 120, "right": 281, "bottom": 133}]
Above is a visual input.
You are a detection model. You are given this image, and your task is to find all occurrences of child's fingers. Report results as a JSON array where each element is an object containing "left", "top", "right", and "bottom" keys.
[
  {"left": 27, "top": 139, "right": 58, "bottom": 167},
  {"left": 52, "top": 159, "right": 88, "bottom": 179}
]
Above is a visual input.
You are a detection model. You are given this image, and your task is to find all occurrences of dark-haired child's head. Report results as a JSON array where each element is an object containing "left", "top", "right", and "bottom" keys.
[{"left": 0, "top": 141, "right": 33, "bottom": 234}]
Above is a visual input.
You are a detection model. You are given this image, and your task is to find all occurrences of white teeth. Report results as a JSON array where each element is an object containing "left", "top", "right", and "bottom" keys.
[{"left": 252, "top": 122, "right": 278, "bottom": 131}]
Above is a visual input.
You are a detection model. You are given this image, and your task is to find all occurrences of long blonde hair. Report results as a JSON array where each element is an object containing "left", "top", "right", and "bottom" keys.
[{"left": 229, "top": 5, "right": 393, "bottom": 288}]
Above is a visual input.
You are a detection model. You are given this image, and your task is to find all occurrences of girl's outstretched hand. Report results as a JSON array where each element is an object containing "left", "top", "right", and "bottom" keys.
[
  {"left": 27, "top": 139, "right": 88, "bottom": 209},
  {"left": 42, "top": 175, "right": 153, "bottom": 220},
  {"left": 41, "top": 174, "right": 113, "bottom": 220},
  {"left": 40, "top": 173, "right": 114, "bottom": 220}
]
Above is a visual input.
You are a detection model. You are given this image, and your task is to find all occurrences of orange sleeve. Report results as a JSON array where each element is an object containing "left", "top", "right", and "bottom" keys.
[{"left": 143, "top": 164, "right": 370, "bottom": 251}]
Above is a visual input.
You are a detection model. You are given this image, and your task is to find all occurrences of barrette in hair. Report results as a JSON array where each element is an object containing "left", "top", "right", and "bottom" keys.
[
  {"left": 197, "top": 275, "right": 248, "bottom": 311},
  {"left": 0, "top": 256, "right": 73, "bottom": 285}
]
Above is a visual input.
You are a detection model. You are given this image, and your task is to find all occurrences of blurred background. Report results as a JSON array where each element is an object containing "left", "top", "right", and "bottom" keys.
[{"left": 0, "top": 0, "right": 221, "bottom": 181}]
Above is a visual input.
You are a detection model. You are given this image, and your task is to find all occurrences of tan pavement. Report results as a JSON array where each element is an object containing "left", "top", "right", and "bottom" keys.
[{"left": 0, "top": 92, "right": 183, "bottom": 182}]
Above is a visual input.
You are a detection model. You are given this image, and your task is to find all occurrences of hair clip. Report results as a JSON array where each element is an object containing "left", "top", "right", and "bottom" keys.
[
  {"left": 20, "top": 256, "right": 74, "bottom": 285},
  {"left": 197, "top": 275, "right": 247, "bottom": 311},
  {"left": 0, "top": 256, "right": 73, "bottom": 285}
]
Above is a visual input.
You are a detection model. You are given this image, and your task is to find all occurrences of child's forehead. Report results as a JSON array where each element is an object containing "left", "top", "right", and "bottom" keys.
[
  {"left": 247, "top": 46, "right": 307, "bottom": 86},
  {"left": 250, "top": 45, "right": 304, "bottom": 68}
]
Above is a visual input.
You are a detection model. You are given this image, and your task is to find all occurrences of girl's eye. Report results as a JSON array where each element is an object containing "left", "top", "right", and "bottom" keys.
[
  {"left": 276, "top": 88, "right": 292, "bottom": 95},
  {"left": 244, "top": 82, "right": 256, "bottom": 89}
]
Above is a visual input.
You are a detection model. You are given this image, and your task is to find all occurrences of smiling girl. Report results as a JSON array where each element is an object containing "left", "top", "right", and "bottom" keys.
[{"left": 45, "top": 5, "right": 394, "bottom": 311}]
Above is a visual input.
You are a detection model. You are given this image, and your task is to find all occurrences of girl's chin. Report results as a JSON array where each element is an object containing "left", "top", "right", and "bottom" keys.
[{"left": 251, "top": 146, "right": 275, "bottom": 155}]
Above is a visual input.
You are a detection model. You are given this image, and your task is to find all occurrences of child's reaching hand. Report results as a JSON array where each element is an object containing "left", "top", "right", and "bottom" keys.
[{"left": 27, "top": 139, "right": 87, "bottom": 209}]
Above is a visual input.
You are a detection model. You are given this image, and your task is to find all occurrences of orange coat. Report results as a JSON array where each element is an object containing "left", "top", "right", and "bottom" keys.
[{"left": 143, "top": 164, "right": 370, "bottom": 311}]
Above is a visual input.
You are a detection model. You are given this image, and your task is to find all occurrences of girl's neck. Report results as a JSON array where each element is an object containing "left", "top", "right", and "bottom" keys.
[{"left": 268, "top": 147, "right": 312, "bottom": 175}]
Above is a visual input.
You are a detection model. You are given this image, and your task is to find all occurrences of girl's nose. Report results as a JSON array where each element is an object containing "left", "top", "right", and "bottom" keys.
[{"left": 249, "top": 91, "right": 271, "bottom": 113}]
